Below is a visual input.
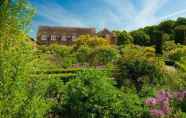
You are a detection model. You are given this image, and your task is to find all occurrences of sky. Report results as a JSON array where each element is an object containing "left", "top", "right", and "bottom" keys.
[{"left": 29, "top": 0, "right": 186, "bottom": 38}]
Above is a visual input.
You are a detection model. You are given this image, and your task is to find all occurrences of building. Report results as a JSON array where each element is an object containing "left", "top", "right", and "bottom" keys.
[
  {"left": 37, "top": 26, "right": 96, "bottom": 45},
  {"left": 97, "top": 28, "right": 117, "bottom": 44},
  {"left": 37, "top": 26, "right": 116, "bottom": 45}
]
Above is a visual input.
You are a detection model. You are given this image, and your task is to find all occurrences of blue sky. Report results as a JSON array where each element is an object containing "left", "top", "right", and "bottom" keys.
[{"left": 29, "top": 0, "right": 186, "bottom": 38}]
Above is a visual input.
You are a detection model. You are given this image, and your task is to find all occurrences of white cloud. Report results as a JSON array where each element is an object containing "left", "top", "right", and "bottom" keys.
[
  {"left": 160, "top": 8, "right": 186, "bottom": 20},
  {"left": 30, "top": 0, "right": 186, "bottom": 38},
  {"left": 35, "top": 1, "right": 85, "bottom": 27},
  {"left": 127, "top": 0, "right": 169, "bottom": 30}
]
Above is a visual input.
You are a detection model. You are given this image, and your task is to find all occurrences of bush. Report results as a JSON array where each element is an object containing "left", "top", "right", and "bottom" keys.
[
  {"left": 48, "top": 44, "right": 77, "bottom": 68},
  {"left": 60, "top": 70, "right": 144, "bottom": 118},
  {"left": 131, "top": 30, "right": 151, "bottom": 46},
  {"left": 89, "top": 46, "right": 120, "bottom": 65},
  {"left": 115, "top": 45, "right": 162, "bottom": 93},
  {"left": 76, "top": 45, "right": 92, "bottom": 64},
  {"left": 114, "top": 30, "right": 133, "bottom": 45},
  {"left": 167, "top": 46, "right": 186, "bottom": 62},
  {"left": 75, "top": 35, "right": 110, "bottom": 48}
]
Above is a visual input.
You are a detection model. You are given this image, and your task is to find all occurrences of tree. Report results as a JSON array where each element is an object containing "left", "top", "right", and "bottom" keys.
[
  {"left": 175, "top": 25, "right": 186, "bottom": 44},
  {"left": 131, "top": 30, "right": 151, "bottom": 46},
  {"left": 152, "top": 31, "right": 164, "bottom": 54},
  {"left": 49, "top": 44, "right": 76, "bottom": 68},
  {"left": 115, "top": 45, "right": 161, "bottom": 93},
  {"left": 159, "top": 20, "right": 175, "bottom": 34},
  {"left": 75, "top": 35, "right": 110, "bottom": 48},
  {"left": 76, "top": 45, "right": 92, "bottom": 64},
  {"left": 114, "top": 30, "right": 133, "bottom": 45},
  {"left": 0, "top": 1, "right": 56, "bottom": 117},
  {"left": 176, "top": 17, "right": 186, "bottom": 26},
  {"left": 89, "top": 46, "right": 120, "bottom": 65}
]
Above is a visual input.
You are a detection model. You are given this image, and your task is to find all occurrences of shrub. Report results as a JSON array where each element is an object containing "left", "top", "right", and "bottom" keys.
[
  {"left": 60, "top": 69, "right": 144, "bottom": 118},
  {"left": 76, "top": 45, "right": 92, "bottom": 64},
  {"left": 131, "top": 30, "right": 151, "bottom": 46},
  {"left": 48, "top": 44, "right": 77, "bottom": 68},
  {"left": 115, "top": 45, "right": 162, "bottom": 93},
  {"left": 114, "top": 30, "right": 133, "bottom": 45},
  {"left": 75, "top": 35, "right": 110, "bottom": 48},
  {"left": 145, "top": 90, "right": 186, "bottom": 118},
  {"left": 89, "top": 46, "right": 120, "bottom": 65},
  {"left": 167, "top": 46, "right": 186, "bottom": 62}
]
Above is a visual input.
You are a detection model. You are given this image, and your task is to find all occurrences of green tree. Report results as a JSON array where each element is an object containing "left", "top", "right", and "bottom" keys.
[
  {"left": 60, "top": 70, "right": 143, "bottom": 118},
  {"left": 176, "top": 17, "right": 186, "bottom": 26},
  {"left": 159, "top": 20, "right": 175, "bottom": 34},
  {"left": 0, "top": 1, "right": 56, "bottom": 117},
  {"left": 115, "top": 45, "right": 162, "bottom": 93},
  {"left": 131, "top": 30, "right": 151, "bottom": 46},
  {"left": 49, "top": 44, "right": 76, "bottom": 68},
  {"left": 114, "top": 30, "right": 133, "bottom": 45},
  {"left": 151, "top": 31, "right": 164, "bottom": 54},
  {"left": 76, "top": 45, "right": 92, "bottom": 64},
  {"left": 175, "top": 25, "right": 186, "bottom": 44},
  {"left": 89, "top": 46, "right": 120, "bottom": 65}
]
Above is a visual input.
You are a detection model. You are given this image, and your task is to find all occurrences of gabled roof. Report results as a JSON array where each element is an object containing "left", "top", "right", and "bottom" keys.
[
  {"left": 37, "top": 26, "right": 96, "bottom": 35},
  {"left": 97, "top": 28, "right": 113, "bottom": 36}
]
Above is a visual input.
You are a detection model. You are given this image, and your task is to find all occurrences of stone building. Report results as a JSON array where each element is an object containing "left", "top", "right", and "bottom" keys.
[
  {"left": 37, "top": 26, "right": 116, "bottom": 45},
  {"left": 97, "top": 28, "right": 117, "bottom": 44},
  {"left": 37, "top": 26, "right": 96, "bottom": 45}
]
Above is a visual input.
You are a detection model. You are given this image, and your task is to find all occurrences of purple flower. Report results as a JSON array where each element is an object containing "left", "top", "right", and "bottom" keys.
[
  {"left": 175, "top": 91, "right": 186, "bottom": 101},
  {"left": 160, "top": 101, "right": 171, "bottom": 114},
  {"left": 145, "top": 98, "right": 157, "bottom": 106},
  {"left": 150, "top": 109, "right": 165, "bottom": 117},
  {"left": 145, "top": 90, "right": 186, "bottom": 118}
]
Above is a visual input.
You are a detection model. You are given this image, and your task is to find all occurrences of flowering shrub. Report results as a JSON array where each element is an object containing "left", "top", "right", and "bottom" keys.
[{"left": 145, "top": 90, "right": 186, "bottom": 117}]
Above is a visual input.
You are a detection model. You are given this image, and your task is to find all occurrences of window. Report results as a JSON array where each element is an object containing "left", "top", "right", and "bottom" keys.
[
  {"left": 66, "top": 36, "right": 72, "bottom": 41},
  {"left": 56, "top": 35, "right": 61, "bottom": 40},
  {"left": 51, "top": 35, "right": 57, "bottom": 40},
  {"left": 61, "top": 35, "right": 67, "bottom": 41},
  {"left": 41, "top": 34, "right": 48, "bottom": 41},
  {"left": 72, "top": 33, "right": 77, "bottom": 41},
  {"left": 72, "top": 36, "right": 76, "bottom": 41}
]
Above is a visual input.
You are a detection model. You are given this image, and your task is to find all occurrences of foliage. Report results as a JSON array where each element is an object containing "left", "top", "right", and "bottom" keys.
[
  {"left": 159, "top": 20, "right": 175, "bottom": 34},
  {"left": 2, "top": 0, "right": 186, "bottom": 117},
  {"left": 145, "top": 90, "right": 186, "bottom": 118},
  {"left": 167, "top": 46, "right": 186, "bottom": 62},
  {"left": 75, "top": 35, "right": 110, "bottom": 48},
  {"left": 89, "top": 46, "right": 120, "bottom": 65},
  {"left": 48, "top": 44, "right": 77, "bottom": 68},
  {"left": 60, "top": 69, "right": 144, "bottom": 118},
  {"left": 114, "top": 30, "right": 133, "bottom": 45},
  {"left": 131, "top": 30, "right": 151, "bottom": 46},
  {"left": 175, "top": 25, "right": 186, "bottom": 44},
  {"left": 116, "top": 45, "right": 163, "bottom": 92},
  {"left": 76, "top": 45, "right": 92, "bottom": 64},
  {"left": 0, "top": 1, "right": 58, "bottom": 117}
]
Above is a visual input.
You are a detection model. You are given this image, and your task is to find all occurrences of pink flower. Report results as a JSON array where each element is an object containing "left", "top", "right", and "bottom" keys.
[
  {"left": 175, "top": 91, "right": 185, "bottom": 101},
  {"left": 145, "top": 98, "right": 157, "bottom": 106},
  {"left": 160, "top": 101, "right": 171, "bottom": 114},
  {"left": 145, "top": 89, "right": 186, "bottom": 118},
  {"left": 150, "top": 109, "right": 165, "bottom": 117},
  {"left": 156, "top": 90, "right": 172, "bottom": 103}
]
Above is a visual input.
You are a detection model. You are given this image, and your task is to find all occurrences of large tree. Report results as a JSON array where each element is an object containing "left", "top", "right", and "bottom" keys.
[
  {"left": 114, "top": 30, "right": 133, "bottom": 45},
  {"left": 131, "top": 30, "right": 151, "bottom": 46},
  {"left": 0, "top": 1, "right": 56, "bottom": 117}
]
